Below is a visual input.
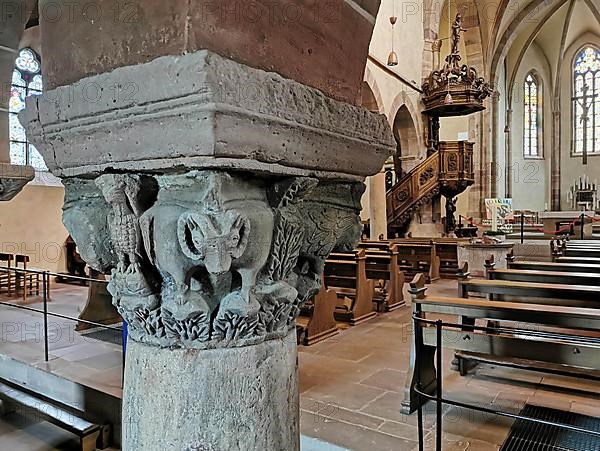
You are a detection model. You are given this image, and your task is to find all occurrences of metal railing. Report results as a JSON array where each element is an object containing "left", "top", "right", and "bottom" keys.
[
  {"left": 0, "top": 266, "right": 123, "bottom": 377},
  {"left": 412, "top": 314, "right": 600, "bottom": 450}
]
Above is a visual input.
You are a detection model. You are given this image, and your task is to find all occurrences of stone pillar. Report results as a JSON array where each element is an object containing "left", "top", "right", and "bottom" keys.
[
  {"left": 21, "top": 50, "right": 393, "bottom": 450},
  {"left": 369, "top": 171, "right": 387, "bottom": 239},
  {"left": 505, "top": 108, "right": 513, "bottom": 197},
  {"left": 551, "top": 109, "right": 562, "bottom": 211}
]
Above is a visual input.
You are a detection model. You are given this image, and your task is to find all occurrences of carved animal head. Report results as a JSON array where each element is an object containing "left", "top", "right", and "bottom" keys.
[{"left": 177, "top": 210, "right": 250, "bottom": 275}]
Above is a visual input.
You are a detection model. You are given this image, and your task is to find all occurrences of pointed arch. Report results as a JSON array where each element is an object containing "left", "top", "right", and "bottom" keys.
[{"left": 571, "top": 45, "right": 600, "bottom": 156}]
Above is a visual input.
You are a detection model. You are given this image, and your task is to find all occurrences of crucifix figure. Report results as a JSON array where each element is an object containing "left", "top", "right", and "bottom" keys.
[{"left": 577, "top": 83, "right": 593, "bottom": 165}]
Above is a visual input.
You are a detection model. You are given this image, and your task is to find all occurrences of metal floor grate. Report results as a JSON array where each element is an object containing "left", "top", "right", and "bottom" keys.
[{"left": 501, "top": 404, "right": 600, "bottom": 451}]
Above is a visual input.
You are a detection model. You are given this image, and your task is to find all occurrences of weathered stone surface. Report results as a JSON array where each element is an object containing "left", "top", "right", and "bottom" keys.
[
  {"left": 39, "top": 0, "right": 380, "bottom": 105},
  {"left": 123, "top": 331, "right": 299, "bottom": 451},
  {"left": 0, "top": 163, "right": 35, "bottom": 201},
  {"left": 61, "top": 170, "right": 364, "bottom": 350},
  {"left": 20, "top": 50, "right": 394, "bottom": 178},
  {"left": 20, "top": 49, "right": 393, "bottom": 451}
]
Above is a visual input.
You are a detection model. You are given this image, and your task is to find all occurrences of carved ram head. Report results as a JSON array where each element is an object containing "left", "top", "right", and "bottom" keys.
[{"left": 177, "top": 210, "right": 250, "bottom": 275}]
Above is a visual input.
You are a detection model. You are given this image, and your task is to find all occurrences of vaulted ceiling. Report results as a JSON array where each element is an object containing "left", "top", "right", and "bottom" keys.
[{"left": 486, "top": 0, "right": 600, "bottom": 86}]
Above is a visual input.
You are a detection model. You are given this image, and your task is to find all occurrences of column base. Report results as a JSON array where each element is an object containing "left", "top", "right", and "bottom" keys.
[{"left": 123, "top": 331, "right": 299, "bottom": 451}]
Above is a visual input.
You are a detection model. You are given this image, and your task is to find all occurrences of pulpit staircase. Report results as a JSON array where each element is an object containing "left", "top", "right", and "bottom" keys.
[{"left": 386, "top": 141, "right": 475, "bottom": 235}]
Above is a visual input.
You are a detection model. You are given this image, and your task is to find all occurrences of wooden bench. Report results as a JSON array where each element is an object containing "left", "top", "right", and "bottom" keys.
[
  {"left": 564, "top": 248, "right": 600, "bottom": 258},
  {"left": 0, "top": 382, "right": 110, "bottom": 451},
  {"left": 296, "top": 282, "right": 340, "bottom": 346},
  {"left": 394, "top": 242, "right": 440, "bottom": 283},
  {"left": 400, "top": 273, "right": 600, "bottom": 414},
  {"left": 551, "top": 238, "right": 600, "bottom": 260},
  {"left": 508, "top": 259, "right": 600, "bottom": 274},
  {"left": 393, "top": 238, "right": 467, "bottom": 279},
  {"left": 459, "top": 278, "right": 600, "bottom": 307},
  {"left": 324, "top": 250, "right": 376, "bottom": 325},
  {"left": 489, "top": 268, "right": 600, "bottom": 287},
  {"left": 353, "top": 243, "right": 406, "bottom": 312},
  {"left": 556, "top": 256, "right": 600, "bottom": 264}
]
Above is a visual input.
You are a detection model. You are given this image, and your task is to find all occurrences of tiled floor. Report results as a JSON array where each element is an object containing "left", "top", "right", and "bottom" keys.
[{"left": 1, "top": 279, "right": 599, "bottom": 450}]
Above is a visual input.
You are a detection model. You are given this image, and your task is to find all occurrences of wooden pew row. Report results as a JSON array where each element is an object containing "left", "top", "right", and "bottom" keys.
[
  {"left": 297, "top": 250, "right": 374, "bottom": 345},
  {"left": 296, "top": 283, "right": 340, "bottom": 346},
  {"left": 393, "top": 238, "right": 467, "bottom": 279},
  {"left": 359, "top": 240, "right": 440, "bottom": 282},
  {"left": 488, "top": 253, "right": 600, "bottom": 285},
  {"left": 508, "top": 259, "right": 600, "bottom": 274},
  {"left": 328, "top": 247, "right": 407, "bottom": 314},
  {"left": 489, "top": 268, "right": 600, "bottom": 286},
  {"left": 361, "top": 237, "right": 468, "bottom": 281},
  {"left": 556, "top": 256, "right": 600, "bottom": 264},
  {"left": 361, "top": 248, "right": 406, "bottom": 312},
  {"left": 400, "top": 273, "right": 600, "bottom": 414},
  {"left": 324, "top": 250, "right": 376, "bottom": 326},
  {"left": 297, "top": 245, "right": 408, "bottom": 345},
  {"left": 458, "top": 278, "right": 599, "bottom": 307}
]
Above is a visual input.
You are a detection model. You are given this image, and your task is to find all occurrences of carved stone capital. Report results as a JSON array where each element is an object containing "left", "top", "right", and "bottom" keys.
[
  {"left": 21, "top": 51, "right": 392, "bottom": 350},
  {"left": 0, "top": 163, "right": 35, "bottom": 201},
  {"left": 62, "top": 171, "right": 364, "bottom": 349}
]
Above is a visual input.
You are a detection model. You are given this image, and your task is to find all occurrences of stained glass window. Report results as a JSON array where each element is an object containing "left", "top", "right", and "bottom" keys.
[
  {"left": 9, "top": 48, "right": 46, "bottom": 170},
  {"left": 524, "top": 73, "right": 540, "bottom": 158},
  {"left": 573, "top": 47, "right": 600, "bottom": 156}
]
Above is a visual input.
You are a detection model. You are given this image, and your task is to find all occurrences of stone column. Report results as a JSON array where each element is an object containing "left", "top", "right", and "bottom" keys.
[
  {"left": 551, "top": 109, "right": 562, "bottom": 211},
  {"left": 21, "top": 50, "right": 393, "bottom": 450},
  {"left": 369, "top": 171, "right": 388, "bottom": 239}
]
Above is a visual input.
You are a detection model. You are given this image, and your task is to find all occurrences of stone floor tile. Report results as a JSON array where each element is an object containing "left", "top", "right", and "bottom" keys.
[
  {"left": 301, "top": 409, "right": 417, "bottom": 451},
  {"left": 303, "top": 382, "right": 387, "bottom": 411},
  {"left": 359, "top": 368, "right": 407, "bottom": 392}
]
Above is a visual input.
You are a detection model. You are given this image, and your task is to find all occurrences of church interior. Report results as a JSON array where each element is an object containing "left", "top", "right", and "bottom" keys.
[{"left": 1, "top": 0, "right": 600, "bottom": 450}]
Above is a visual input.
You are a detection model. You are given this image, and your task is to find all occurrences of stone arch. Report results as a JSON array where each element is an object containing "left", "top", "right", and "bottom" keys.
[
  {"left": 489, "top": 0, "right": 569, "bottom": 87},
  {"left": 388, "top": 93, "right": 423, "bottom": 176},
  {"left": 362, "top": 68, "right": 385, "bottom": 114}
]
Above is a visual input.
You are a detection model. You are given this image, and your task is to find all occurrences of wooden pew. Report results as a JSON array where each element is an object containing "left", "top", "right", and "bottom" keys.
[
  {"left": 400, "top": 273, "right": 600, "bottom": 414},
  {"left": 489, "top": 268, "right": 600, "bottom": 287},
  {"left": 296, "top": 282, "right": 340, "bottom": 346},
  {"left": 459, "top": 278, "right": 600, "bottom": 307},
  {"left": 363, "top": 248, "right": 406, "bottom": 312},
  {"left": 508, "top": 259, "right": 600, "bottom": 274},
  {"left": 394, "top": 242, "right": 440, "bottom": 283},
  {"left": 392, "top": 237, "right": 466, "bottom": 279},
  {"left": 355, "top": 242, "right": 407, "bottom": 312},
  {"left": 564, "top": 248, "right": 600, "bottom": 258},
  {"left": 556, "top": 256, "right": 600, "bottom": 264},
  {"left": 324, "top": 250, "right": 376, "bottom": 325}
]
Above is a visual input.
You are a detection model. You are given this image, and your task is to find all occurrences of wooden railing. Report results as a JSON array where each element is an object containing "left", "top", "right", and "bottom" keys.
[{"left": 386, "top": 141, "right": 474, "bottom": 229}]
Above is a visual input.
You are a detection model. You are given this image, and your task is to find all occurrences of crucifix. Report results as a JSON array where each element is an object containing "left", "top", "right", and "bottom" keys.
[{"left": 577, "top": 83, "right": 593, "bottom": 165}]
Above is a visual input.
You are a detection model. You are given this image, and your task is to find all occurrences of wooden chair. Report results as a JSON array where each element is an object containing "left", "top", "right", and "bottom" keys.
[
  {"left": 0, "top": 253, "right": 15, "bottom": 295},
  {"left": 14, "top": 255, "right": 41, "bottom": 302}
]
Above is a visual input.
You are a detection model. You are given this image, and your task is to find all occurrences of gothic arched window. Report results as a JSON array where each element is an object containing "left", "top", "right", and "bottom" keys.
[
  {"left": 524, "top": 72, "right": 541, "bottom": 158},
  {"left": 573, "top": 46, "right": 600, "bottom": 156},
  {"left": 9, "top": 48, "right": 46, "bottom": 170}
]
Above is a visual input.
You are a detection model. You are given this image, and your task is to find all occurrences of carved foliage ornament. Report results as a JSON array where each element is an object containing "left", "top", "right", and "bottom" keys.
[
  {"left": 419, "top": 167, "right": 435, "bottom": 186},
  {"left": 69, "top": 171, "right": 364, "bottom": 349}
]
